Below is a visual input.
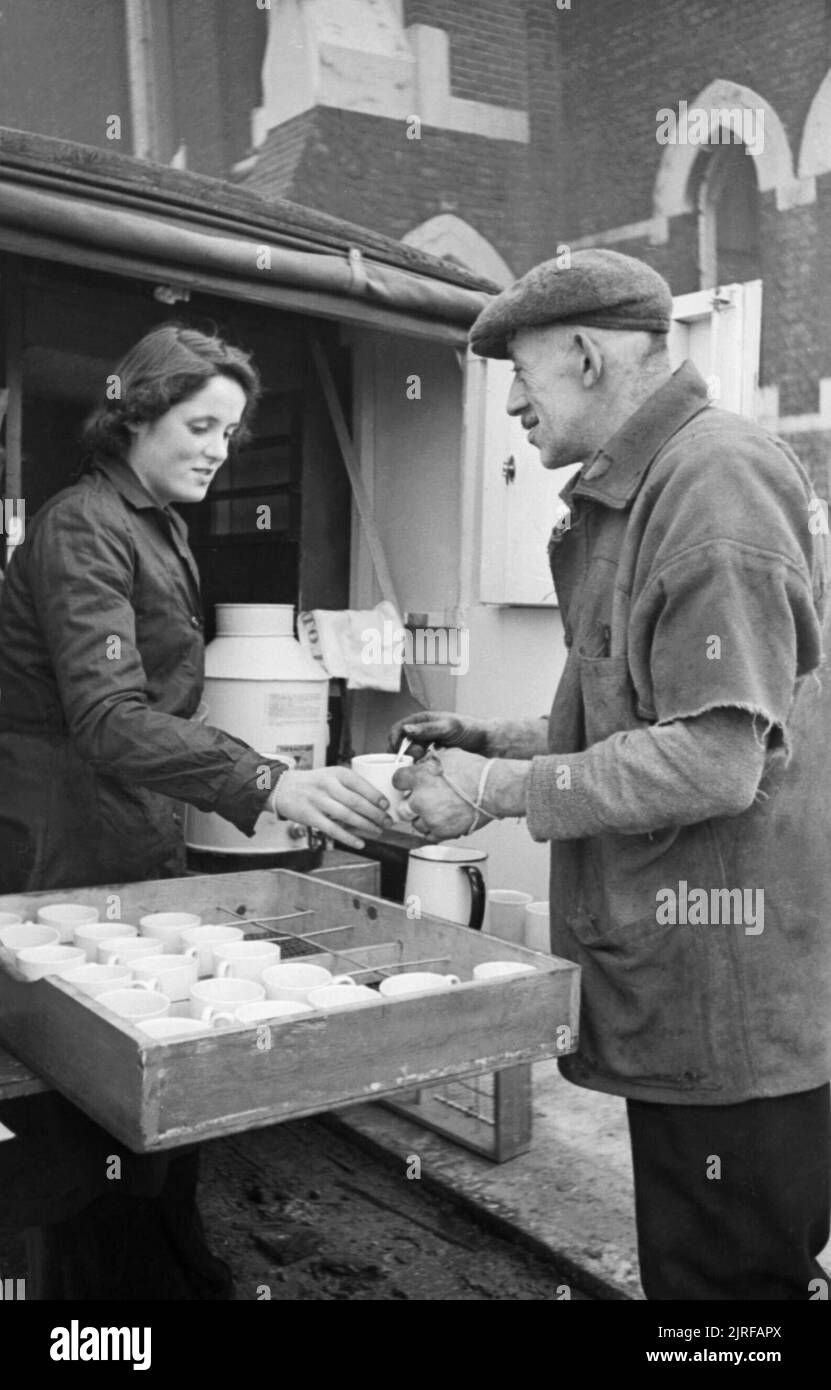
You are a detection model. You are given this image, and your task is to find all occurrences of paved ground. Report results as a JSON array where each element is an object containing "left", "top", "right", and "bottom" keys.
[
  {"left": 199, "top": 1116, "right": 591, "bottom": 1300},
  {"left": 0, "top": 1116, "right": 592, "bottom": 1301}
]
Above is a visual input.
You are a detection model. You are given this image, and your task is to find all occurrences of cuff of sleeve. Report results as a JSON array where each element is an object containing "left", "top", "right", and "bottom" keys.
[
  {"left": 525, "top": 753, "right": 610, "bottom": 842},
  {"left": 215, "top": 756, "right": 291, "bottom": 836}
]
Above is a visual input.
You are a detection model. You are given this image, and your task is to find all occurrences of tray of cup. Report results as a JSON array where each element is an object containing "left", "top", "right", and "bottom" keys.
[{"left": 0, "top": 868, "right": 579, "bottom": 1152}]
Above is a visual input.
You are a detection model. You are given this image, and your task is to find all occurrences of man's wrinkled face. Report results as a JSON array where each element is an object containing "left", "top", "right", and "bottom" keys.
[{"left": 506, "top": 326, "right": 591, "bottom": 470}]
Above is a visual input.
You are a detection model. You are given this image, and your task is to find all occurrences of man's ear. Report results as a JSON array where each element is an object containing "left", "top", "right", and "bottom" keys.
[{"left": 573, "top": 331, "right": 603, "bottom": 389}]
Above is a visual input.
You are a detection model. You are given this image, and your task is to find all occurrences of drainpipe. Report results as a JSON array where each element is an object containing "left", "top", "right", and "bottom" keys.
[{"left": 124, "top": 0, "right": 160, "bottom": 161}]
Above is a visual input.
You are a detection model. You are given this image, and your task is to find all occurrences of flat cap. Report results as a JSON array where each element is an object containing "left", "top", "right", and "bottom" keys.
[{"left": 470, "top": 248, "right": 673, "bottom": 358}]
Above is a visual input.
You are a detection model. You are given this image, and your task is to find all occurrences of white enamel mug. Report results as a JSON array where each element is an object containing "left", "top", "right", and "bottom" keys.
[
  {"left": 524, "top": 902, "right": 551, "bottom": 954},
  {"left": 405, "top": 845, "right": 488, "bottom": 931},
  {"left": 36, "top": 903, "right": 99, "bottom": 943},
  {"left": 181, "top": 925, "right": 244, "bottom": 977},
  {"left": 307, "top": 983, "right": 380, "bottom": 1010},
  {"left": 131, "top": 953, "right": 199, "bottom": 1002},
  {"left": 487, "top": 890, "right": 533, "bottom": 944},
  {"left": 15, "top": 944, "right": 86, "bottom": 981},
  {"left": 262, "top": 963, "right": 353, "bottom": 1005},
  {"left": 0, "top": 923, "right": 61, "bottom": 952},
  {"left": 378, "top": 971, "right": 461, "bottom": 998},
  {"left": 350, "top": 752, "right": 414, "bottom": 822},
  {"left": 214, "top": 940, "right": 281, "bottom": 982},
  {"left": 139, "top": 912, "right": 201, "bottom": 952},
  {"left": 98, "top": 989, "right": 171, "bottom": 1021},
  {"left": 58, "top": 962, "right": 137, "bottom": 996},
  {"left": 76, "top": 921, "right": 137, "bottom": 962},
  {"left": 100, "top": 936, "right": 159, "bottom": 967},
  {"left": 472, "top": 961, "right": 537, "bottom": 982},
  {"left": 190, "top": 977, "right": 265, "bottom": 1023}
]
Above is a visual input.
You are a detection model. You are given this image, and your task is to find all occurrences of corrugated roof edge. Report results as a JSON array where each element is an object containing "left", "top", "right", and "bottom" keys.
[{"left": 0, "top": 127, "right": 501, "bottom": 296}]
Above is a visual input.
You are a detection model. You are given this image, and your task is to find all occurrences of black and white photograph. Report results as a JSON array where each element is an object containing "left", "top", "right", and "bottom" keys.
[{"left": 0, "top": 0, "right": 827, "bottom": 1361}]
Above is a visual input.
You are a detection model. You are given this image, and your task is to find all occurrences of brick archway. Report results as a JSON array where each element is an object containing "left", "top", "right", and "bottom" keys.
[
  {"left": 799, "top": 68, "right": 831, "bottom": 178},
  {"left": 653, "top": 79, "right": 812, "bottom": 218},
  {"left": 402, "top": 215, "right": 514, "bottom": 287}
]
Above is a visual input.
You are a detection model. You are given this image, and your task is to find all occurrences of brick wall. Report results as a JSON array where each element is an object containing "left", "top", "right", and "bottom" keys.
[
  {"left": 0, "top": 0, "right": 131, "bottom": 150},
  {"left": 245, "top": 107, "right": 533, "bottom": 277},
  {"left": 403, "top": 0, "right": 528, "bottom": 110},
  {"left": 557, "top": 0, "right": 831, "bottom": 238}
]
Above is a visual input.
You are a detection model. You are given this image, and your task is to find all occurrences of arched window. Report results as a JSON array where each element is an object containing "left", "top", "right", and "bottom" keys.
[{"left": 696, "top": 143, "right": 761, "bottom": 288}]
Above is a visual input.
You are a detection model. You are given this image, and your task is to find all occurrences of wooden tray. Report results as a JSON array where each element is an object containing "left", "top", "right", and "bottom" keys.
[{"left": 0, "top": 869, "right": 580, "bottom": 1153}]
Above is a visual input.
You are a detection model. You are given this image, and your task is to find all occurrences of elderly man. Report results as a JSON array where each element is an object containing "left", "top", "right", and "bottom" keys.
[{"left": 391, "top": 249, "right": 831, "bottom": 1300}]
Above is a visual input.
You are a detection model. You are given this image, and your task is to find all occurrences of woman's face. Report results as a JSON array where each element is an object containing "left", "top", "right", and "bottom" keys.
[{"left": 126, "top": 374, "right": 248, "bottom": 507}]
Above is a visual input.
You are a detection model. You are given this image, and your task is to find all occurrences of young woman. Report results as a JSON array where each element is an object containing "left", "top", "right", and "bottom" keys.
[{"left": 0, "top": 323, "right": 391, "bottom": 1297}]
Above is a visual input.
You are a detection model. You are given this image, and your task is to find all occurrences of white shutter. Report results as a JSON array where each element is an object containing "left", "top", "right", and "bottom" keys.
[
  {"left": 668, "top": 280, "right": 762, "bottom": 417},
  {"left": 475, "top": 279, "right": 763, "bottom": 605}
]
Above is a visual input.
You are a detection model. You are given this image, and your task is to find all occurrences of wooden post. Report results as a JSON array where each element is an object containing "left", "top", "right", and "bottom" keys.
[
  {"left": 307, "top": 331, "right": 429, "bottom": 710},
  {"left": 2, "top": 260, "right": 23, "bottom": 566}
]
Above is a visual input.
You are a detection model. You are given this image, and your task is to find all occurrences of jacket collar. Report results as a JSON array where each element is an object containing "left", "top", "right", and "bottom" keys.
[
  {"left": 92, "top": 459, "right": 202, "bottom": 604},
  {"left": 561, "top": 360, "right": 711, "bottom": 511},
  {"left": 94, "top": 458, "right": 168, "bottom": 512}
]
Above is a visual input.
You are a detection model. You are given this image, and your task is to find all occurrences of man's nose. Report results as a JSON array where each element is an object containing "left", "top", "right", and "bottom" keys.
[{"left": 506, "top": 376, "right": 526, "bottom": 416}]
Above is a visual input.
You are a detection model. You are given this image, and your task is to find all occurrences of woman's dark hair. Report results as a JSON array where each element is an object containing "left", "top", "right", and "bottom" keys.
[{"left": 80, "top": 322, "right": 261, "bottom": 470}]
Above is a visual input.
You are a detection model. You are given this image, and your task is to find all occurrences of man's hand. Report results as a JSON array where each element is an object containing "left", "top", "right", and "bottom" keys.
[
  {"left": 270, "top": 767, "right": 393, "bottom": 851},
  {"left": 393, "top": 748, "right": 492, "bottom": 840},
  {"left": 388, "top": 710, "right": 491, "bottom": 759}
]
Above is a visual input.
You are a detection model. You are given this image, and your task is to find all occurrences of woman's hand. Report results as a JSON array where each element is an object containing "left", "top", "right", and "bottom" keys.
[{"left": 270, "top": 767, "right": 393, "bottom": 851}]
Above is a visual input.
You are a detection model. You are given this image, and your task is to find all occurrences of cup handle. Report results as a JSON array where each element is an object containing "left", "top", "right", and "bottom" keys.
[
  {"left": 210, "top": 1011, "right": 237, "bottom": 1028},
  {"left": 461, "top": 866, "right": 486, "bottom": 932},
  {"left": 130, "top": 979, "right": 157, "bottom": 991},
  {"left": 184, "top": 946, "right": 199, "bottom": 961},
  {"left": 331, "top": 974, "right": 355, "bottom": 986},
  {"left": 216, "top": 960, "right": 231, "bottom": 978},
  {"left": 103, "top": 953, "right": 120, "bottom": 966},
  {"left": 446, "top": 974, "right": 462, "bottom": 986}
]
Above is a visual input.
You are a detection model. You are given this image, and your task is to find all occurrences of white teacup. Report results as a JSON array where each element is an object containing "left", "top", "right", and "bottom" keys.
[
  {"left": 131, "top": 953, "right": 199, "bottom": 1002},
  {"left": 36, "top": 903, "right": 99, "bottom": 943},
  {"left": 378, "top": 971, "right": 461, "bottom": 998},
  {"left": 16, "top": 944, "right": 87, "bottom": 981},
  {"left": 0, "top": 912, "right": 23, "bottom": 930},
  {"left": 76, "top": 921, "right": 137, "bottom": 962},
  {"left": 139, "top": 912, "right": 201, "bottom": 952},
  {"left": 472, "top": 961, "right": 537, "bottom": 982},
  {"left": 307, "top": 983, "right": 380, "bottom": 1010},
  {"left": 190, "top": 977, "right": 265, "bottom": 1024},
  {"left": 524, "top": 902, "right": 551, "bottom": 954},
  {"left": 262, "top": 963, "right": 353, "bottom": 1004},
  {"left": 59, "top": 962, "right": 136, "bottom": 996},
  {"left": 0, "top": 923, "right": 61, "bottom": 952},
  {"left": 234, "top": 1000, "right": 314, "bottom": 1024},
  {"left": 98, "top": 988, "right": 171, "bottom": 1021},
  {"left": 487, "top": 890, "right": 533, "bottom": 943},
  {"left": 214, "top": 940, "right": 281, "bottom": 982},
  {"left": 350, "top": 752, "right": 414, "bottom": 822},
  {"left": 99, "top": 936, "right": 159, "bottom": 967},
  {"left": 137, "top": 1016, "right": 212, "bottom": 1041},
  {"left": 181, "top": 925, "right": 244, "bottom": 977}
]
